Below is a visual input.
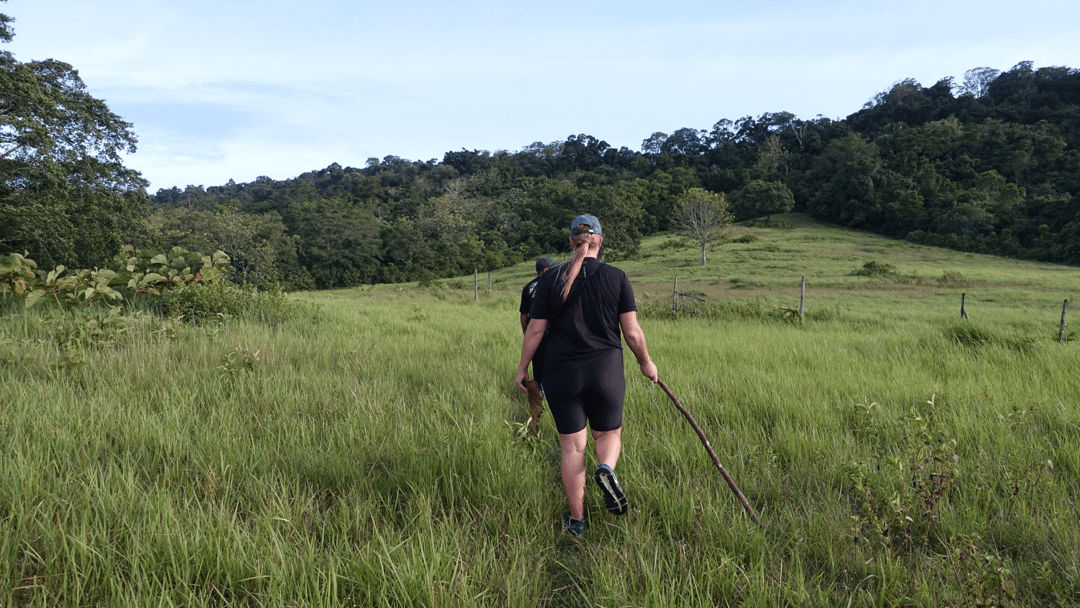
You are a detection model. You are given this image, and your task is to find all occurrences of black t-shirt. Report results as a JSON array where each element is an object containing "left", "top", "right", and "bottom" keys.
[
  {"left": 519, "top": 276, "right": 540, "bottom": 316},
  {"left": 529, "top": 257, "right": 637, "bottom": 369}
]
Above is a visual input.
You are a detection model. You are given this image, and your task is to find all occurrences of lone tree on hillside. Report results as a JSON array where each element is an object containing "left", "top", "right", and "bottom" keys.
[{"left": 676, "top": 187, "right": 732, "bottom": 266}]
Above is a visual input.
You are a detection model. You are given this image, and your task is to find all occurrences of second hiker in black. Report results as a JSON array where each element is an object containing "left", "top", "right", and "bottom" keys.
[{"left": 519, "top": 256, "right": 558, "bottom": 431}]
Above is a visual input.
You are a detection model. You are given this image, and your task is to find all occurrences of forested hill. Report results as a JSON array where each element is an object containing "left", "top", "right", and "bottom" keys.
[
  {"left": 4, "top": 9, "right": 1078, "bottom": 292},
  {"left": 143, "top": 62, "right": 1080, "bottom": 290}
]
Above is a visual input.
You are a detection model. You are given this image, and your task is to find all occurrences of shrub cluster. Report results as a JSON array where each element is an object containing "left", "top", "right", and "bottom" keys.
[
  {"left": 852, "top": 260, "right": 899, "bottom": 277},
  {"left": 161, "top": 281, "right": 297, "bottom": 325},
  {"left": 2, "top": 247, "right": 295, "bottom": 326},
  {"left": 1, "top": 246, "right": 230, "bottom": 309}
]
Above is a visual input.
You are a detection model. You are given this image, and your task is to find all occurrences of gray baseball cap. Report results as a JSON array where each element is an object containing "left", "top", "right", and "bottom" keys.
[
  {"left": 535, "top": 256, "right": 557, "bottom": 272},
  {"left": 570, "top": 214, "right": 602, "bottom": 236}
]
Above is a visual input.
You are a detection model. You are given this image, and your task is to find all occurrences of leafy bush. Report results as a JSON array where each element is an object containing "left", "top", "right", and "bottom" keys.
[
  {"left": 219, "top": 345, "right": 262, "bottom": 378},
  {"left": 2, "top": 246, "right": 231, "bottom": 310},
  {"left": 160, "top": 281, "right": 245, "bottom": 321},
  {"left": 2, "top": 248, "right": 298, "bottom": 335},
  {"left": 162, "top": 281, "right": 297, "bottom": 325},
  {"left": 853, "top": 260, "right": 898, "bottom": 277},
  {"left": 845, "top": 394, "right": 961, "bottom": 550},
  {"left": 113, "top": 245, "right": 230, "bottom": 298},
  {"left": 730, "top": 234, "right": 759, "bottom": 244},
  {"left": 52, "top": 307, "right": 127, "bottom": 349},
  {"left": 0, "top": 253, "right": 38, "bottom": 301}
]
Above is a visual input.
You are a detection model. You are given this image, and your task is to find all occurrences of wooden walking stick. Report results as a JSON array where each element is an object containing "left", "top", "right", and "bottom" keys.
[{"left": 657, "top": 379, "right": 762, "bottom": 527}]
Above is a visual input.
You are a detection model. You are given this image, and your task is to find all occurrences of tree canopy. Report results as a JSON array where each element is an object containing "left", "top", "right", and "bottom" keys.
[
  {"left": 1, "top": 3, "right": 147, "bottom": 267},
  {"left": 147, "top": 61, "right": 1080, "bottom": 287},
  {"left": 4, "top": 4, "right": 1078, "bottom": 288}
]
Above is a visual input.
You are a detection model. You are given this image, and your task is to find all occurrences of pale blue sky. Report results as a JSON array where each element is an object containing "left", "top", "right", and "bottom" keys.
[{"left": 6, "top": 0, "right": 1080, "bottom": 191}]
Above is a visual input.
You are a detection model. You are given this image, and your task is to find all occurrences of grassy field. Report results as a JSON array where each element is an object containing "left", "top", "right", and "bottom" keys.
[{"left": 2, "top": 215, "right": 1079, "bottom": 606}]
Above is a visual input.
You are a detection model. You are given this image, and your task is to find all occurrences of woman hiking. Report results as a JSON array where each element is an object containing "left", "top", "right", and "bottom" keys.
[{"left": 514, "top": 214, "right": 658, "bottom": 536}]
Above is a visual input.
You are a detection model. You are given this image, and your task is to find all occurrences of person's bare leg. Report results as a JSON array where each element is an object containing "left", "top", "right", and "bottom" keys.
[
  {"left": 558, "top": 429, "right": 588, "bottom": 520},
  {"left": 592, "top": 427, "right": 622, "bottom": 470},
  {"left": 592, "top": 427, "right": 627, "bottom": 514}
]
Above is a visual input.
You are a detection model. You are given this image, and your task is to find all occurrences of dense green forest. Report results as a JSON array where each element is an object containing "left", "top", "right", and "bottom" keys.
[{"left": 3, "top": 1, "right": 1079, "bottom": 288}]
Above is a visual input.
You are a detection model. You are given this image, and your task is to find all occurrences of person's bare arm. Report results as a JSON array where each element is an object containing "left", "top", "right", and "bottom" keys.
[
  {"left": 514, "top": 318, "right": 548, "bottom": 391},
  {"left": 620, "top": 311, "right": 658, "bottom": 382},
  {"left": 520, "top": 313, "right": 528, "bottom": 334}
]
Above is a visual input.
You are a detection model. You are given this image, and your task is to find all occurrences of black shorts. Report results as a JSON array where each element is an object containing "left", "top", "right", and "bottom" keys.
[{"left": 540, "top": 349, "right": 625, "bottom": 434}]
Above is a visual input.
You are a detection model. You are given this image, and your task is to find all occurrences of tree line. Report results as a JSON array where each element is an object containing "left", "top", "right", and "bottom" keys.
[
  {"left": 3, "top": 2, "right": 1079, "bottom": 289},
  {"left": 146, "top": 62, "right": 1080, "bottom": 289}
]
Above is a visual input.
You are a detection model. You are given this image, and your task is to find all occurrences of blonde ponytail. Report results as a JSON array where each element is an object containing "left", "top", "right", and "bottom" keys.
[{"left": 560, "top": 233, "right": 602, "bottom": 301}]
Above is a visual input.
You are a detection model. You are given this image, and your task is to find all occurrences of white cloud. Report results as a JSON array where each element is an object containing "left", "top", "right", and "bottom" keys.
[{"left": 6, "top": 0, "right": 1080, "bottom": 189}]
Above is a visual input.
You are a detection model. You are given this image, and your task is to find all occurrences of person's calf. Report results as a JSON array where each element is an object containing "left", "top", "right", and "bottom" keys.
[{"left": 591, "top": 428, "right": 622, "bottom": 470}]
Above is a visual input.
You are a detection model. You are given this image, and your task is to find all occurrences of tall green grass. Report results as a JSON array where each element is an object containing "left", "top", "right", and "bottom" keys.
[{"left": 2, "top": 217, "right": 1078, "bottom": 606}]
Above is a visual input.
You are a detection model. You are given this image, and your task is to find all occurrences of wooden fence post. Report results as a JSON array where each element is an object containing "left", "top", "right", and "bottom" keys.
[
  {"left": 961, "top": 293, "right": 968, "bottom": 319},
  {"left": 1059, "top": 299, "right": 1069, "bottom": 344},
  {"left": 673, "top": 275, "right": 678, "bottom": 318},
  {"left": 800, "top": 276, "right": 806, "bottom": 323},
  {"left": 474, "top": 269, "right": 478, "bottom": 301}
]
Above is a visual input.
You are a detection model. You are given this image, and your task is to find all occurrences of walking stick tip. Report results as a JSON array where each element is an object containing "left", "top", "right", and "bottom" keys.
[{"left": 656, "top": 377, "right": 763, "bottom": 527}]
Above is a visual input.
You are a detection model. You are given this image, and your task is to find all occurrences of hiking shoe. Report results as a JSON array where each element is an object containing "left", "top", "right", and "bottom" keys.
[
  {"left": 595, "top": 464, "right": 628, "bottom": 515},
  {"left": 562, "top": 514, "right": 588, "bottom": 536}
]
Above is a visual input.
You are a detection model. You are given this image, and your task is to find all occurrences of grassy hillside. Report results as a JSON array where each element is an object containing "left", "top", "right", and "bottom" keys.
[{"left": 2, "top": 215, "right": 1078, "bottom": 606}]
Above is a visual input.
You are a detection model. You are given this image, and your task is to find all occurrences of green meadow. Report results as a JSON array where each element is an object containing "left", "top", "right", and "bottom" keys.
[{"left": 2, "top": 215, "right": 1079, "bottom": 606}]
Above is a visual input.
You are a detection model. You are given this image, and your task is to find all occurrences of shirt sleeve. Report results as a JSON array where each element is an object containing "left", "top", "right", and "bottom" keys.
[{"left": 618, "top": 271, "right": 637, "bottom": 314}]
